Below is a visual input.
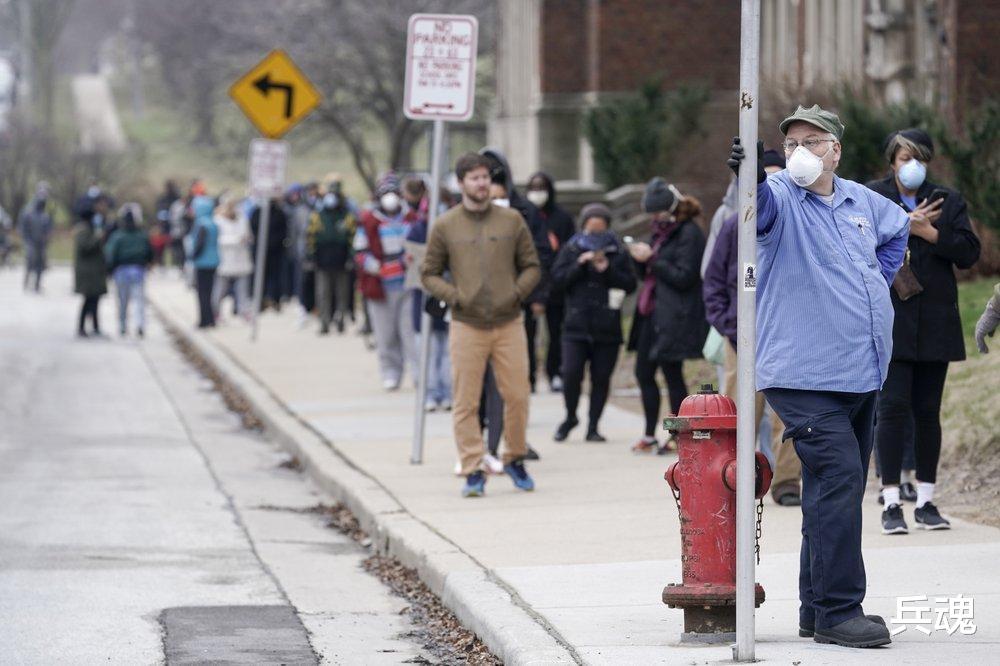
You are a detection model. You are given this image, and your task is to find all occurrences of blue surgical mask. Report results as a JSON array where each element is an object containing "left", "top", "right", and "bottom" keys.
[{"left": 897, "top": 159, "right": 926, "bottom": 190}]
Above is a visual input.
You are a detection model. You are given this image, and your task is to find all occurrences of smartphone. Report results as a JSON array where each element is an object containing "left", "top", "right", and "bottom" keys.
[{"left": 927, "top": 188, "right": 949, "bottom": 205}]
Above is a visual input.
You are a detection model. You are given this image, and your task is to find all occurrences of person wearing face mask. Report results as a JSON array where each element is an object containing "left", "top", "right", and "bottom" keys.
[
  {"left": 526, "top": 172, "right": 576, "bottom": 394},
  {"left": 308, "top": 185, "right": 356, "bottom": 335},
  {"left": 105, "top": 203, "right": 153, "bottom": 337},
  {"left": 728, "top": 105, "right": 911, "bottom": 648},
  {"left": 703, "top": 150, "right": 804, "bottom": 507},
  {"left": 865, "top": 129, "right": 980, "bottom": 535},
  {"left": 73, "top": 205, "right": 108, "bottom": 338},
  {"left": 627, "top": 179, "right": 707, "bottom": 454},
  {"left": 18, "top": 181, "right": 54, "bottom": 293},
  {"left": 550, "top": 203, "right": 636, "bottom": 442},
  {"left": 354, "top": 171, "right": 417, "bottom": 389}
]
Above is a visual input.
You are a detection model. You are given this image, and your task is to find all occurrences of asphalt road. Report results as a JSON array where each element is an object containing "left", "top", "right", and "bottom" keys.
[{"left": 0, "top": 268, "right": 428, "bottom": 665}]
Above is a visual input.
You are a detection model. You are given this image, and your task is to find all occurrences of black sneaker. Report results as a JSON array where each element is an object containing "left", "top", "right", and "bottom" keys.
[
  {"left": 900, "top": 481, "right": 918, "bottom": 503},
  {"left": 881, "top": 503, "right": 908, "bottom": 535},
  {"left": 914, "top": 502, "right": 951, "bottom": 530},
  {"left": 585, "top": 429, "right": 607, "bottom": 443},
  {"left": 525, "top": 446, "right": 540, "bottom": 461},
  {"left": 554, "top": 417, "right": 578, "bottom": 442}
]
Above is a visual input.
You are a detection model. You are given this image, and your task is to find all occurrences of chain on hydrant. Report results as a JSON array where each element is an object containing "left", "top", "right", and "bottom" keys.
[{"left": 661, "top": 384, "right": 772, "bottom": 642}]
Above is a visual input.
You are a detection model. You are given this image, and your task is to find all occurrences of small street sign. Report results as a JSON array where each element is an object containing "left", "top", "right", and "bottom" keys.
[
  {"left": 229, "top": 50, "right": 321, "bottom": 139},
  {"left": 247, "top": 138, "right": 288, "bottom": 199},
  {"left": 403, "top": 14, "right": 478, "bottom": 121}
]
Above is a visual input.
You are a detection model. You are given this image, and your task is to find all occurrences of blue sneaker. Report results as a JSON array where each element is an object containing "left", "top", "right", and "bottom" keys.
[
  {"left": 503, "top": 458, "right": 535, "bottom": 491},
  {"left": 462, "top": 471, "right": 486, "bottom": 497}
]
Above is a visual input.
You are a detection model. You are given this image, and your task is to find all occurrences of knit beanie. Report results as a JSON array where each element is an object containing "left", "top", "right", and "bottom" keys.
[
  {"left": 642, "top": 177, "right": 681, "bottom": 214},
  {"left": 579, "top": 202, "right": 612, "bottom": 227},
  {"left": 375, "top": 171, "right": 401, "bottom": 197}
]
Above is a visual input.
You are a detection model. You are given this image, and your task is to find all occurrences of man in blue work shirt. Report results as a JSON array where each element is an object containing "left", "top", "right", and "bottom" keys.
[{"left": 729, "top": 105, "right": 908, "bottom": 649}]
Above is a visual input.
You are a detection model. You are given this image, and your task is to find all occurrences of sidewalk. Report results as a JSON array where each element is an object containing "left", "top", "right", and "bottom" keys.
[{"left": 149, "top": 274, "right": 1000, "bottom": 664}]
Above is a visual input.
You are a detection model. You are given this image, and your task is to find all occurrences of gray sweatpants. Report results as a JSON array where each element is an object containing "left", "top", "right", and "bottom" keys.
[{"left": 367, "top": 289, "right": 417, "bottom": 386}]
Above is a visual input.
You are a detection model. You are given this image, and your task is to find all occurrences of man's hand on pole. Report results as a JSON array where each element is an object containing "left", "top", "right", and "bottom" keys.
[{"left": 727, "top": 137, "right": 766, "bottom": 184}]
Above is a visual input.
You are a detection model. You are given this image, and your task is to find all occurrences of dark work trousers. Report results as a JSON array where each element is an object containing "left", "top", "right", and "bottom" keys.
[
  {"left": 78, "top": 295, "right": 101, "bottom": 334},
  {"left": 561, "top": 339, "right": 619, "bottom": 431},
  {"left": 875, "top": 360, "right": 948, "bottom": 485},
  {"left": 545, "top": 303, "right": 565, "bottom": 382},
  {"left": 478, "top": 364, "right": 504, "bottom": 456},
  {"left": 764, "top": 388, "right": 877, "bottom": 631},
  {"left": 524, "top": 305, "right": 539, "bottom": 389},
  {"left": 195, "top": 268, "right": 216, "bottom": 328}
]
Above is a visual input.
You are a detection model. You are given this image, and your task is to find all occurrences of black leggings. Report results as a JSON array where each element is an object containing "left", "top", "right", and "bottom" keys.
[
  {"left": 78, "top": 295, "right": 101, "bottom": 334},
  {"left": 875, "top": 360, "right": 948, "bottom": 485},
  {"left": 636, "top": 355, "right": 688, "bottom": 437},
  {"left": 562, "top": 340, "right": 619, "bottom": 430},
  {"left": 195, "top": 268, "right": 216, "bottom": 327}
]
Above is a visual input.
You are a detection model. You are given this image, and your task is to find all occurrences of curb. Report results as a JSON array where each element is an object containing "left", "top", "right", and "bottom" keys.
[{"left": 151, "top": 299, "right": 578, "bottom": 666}]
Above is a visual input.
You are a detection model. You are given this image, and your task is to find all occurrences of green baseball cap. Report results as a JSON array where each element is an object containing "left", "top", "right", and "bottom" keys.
[{"left": 779, "top": 104, "right": 845, "bottom": 140}]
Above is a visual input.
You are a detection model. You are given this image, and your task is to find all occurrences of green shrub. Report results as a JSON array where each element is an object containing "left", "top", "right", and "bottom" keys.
[{"left": 585, "top": 81, "right": 709, "bottom": 188}]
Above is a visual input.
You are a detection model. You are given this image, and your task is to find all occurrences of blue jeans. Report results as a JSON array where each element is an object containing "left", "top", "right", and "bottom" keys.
[
  {"left": 763, "top": 387, "right": 876, "bottom": 630},
  {"left": 113, "top": 265, "right": 146, "bottom": 333},
  {"left": 419, "top": 329, "right": 452, "bottom": 405}
]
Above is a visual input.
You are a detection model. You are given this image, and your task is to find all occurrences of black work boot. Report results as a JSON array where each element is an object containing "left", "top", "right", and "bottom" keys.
[
  {"left": 813, "top": 615, "right": 891, "bottom": 647},
  {"left": 800, "top": 614, "right": 885, "bottom": 638}
]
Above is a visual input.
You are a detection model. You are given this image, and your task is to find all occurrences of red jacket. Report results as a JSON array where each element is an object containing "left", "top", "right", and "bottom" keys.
[{"left": 355, "top": 209, "right": 386, "bottom": 301}]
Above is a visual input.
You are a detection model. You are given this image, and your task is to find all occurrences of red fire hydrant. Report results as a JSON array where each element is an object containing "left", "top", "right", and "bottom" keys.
[{"left": 662, "top": 384, "right": 772, "bottom": 641}]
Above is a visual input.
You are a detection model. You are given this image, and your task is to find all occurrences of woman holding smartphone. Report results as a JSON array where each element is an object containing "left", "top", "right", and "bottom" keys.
[
  {"left": 550, "top": 203, "right": 636, "bottom": 442},
  {"left": 866, "top": 129, "right": 980, "bottom": 534}
]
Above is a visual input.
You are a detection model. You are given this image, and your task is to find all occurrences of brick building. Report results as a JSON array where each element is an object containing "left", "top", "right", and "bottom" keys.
[{"left": 489, "top": 0, "right": 1000, "bottom": 209}]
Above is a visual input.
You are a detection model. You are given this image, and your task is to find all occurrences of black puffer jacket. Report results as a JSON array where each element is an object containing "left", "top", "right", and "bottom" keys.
[
  {"left": 551, "top": 237, "right": 637, "bottom": 345},
  {"left": 627, "top": 220, "right": 708, "bottom": 361},
  {"left": 865, "top": 175, "right": 980, "bottom": 361}
]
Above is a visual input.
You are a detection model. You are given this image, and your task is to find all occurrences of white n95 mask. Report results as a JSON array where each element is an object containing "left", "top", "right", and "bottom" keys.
[{"left": 786, "top": 145, "right": 829, "bottom": 188}]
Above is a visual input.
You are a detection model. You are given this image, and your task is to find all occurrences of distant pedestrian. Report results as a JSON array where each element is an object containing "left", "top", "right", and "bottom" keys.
[
  {"left": 866, "top": 128, "right": 980, "bottom": 534},
  {"left": 250, "top": 198, "right": 289, "bottom": 311},
  {"left": 627, "top": 179, "right": 707, "bottom": 454},
  {"left": 406, "top": 194, "right": 452, "bottom": 412},
  {"left": 728, "top": 105, "right": 908, "bottom": 648},
  {"left": 526, "top": 172, "right": 576, "bottom": 393},
  {"left": 105, "top": 203, "right": 153, "bottom": 337},
  {"left": 354, "top": 172, "right": 416, "bottom": 389},
  {"left": 422, "top": 153, "right": 541, "bottom": 497},
  {"left": 550, "top": 203, "right": 635, "bottom": 442},
  {"left": 212, "top": 196, "right": 253, "bottom": 321},
  {"left": 283, "top": 184, "right": 311, "bottom": 321},
  {"left": 153, "top": 180, "right": 180, "bottom": 267},
  {"left": 188, "top": 195, "right": 220, "bottom": 328},
  {"left": 74, "top": 207, "right": 107, "bottom": 338},
  {"left": 308, "top": 188, "right": 355, "bottom": 334},
  {"left": 18, "top": 181, "right": 54, "bottom": 293},
  {"left": 975, "top": 283, "right": 1000, "bottom": 353}
]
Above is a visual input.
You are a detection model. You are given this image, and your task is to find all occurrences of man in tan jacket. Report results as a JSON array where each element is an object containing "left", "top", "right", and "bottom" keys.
[{"left": 422, "top": 153, "right": 541, "bottom": 497}]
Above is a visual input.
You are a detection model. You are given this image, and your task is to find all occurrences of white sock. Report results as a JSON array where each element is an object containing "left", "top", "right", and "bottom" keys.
[
  {"left": 882, "top": 487, "right": 901, "bottom": 507},
  {"left": 916, "top": 482, "right": 935, "bottom": 508},
  {"left": 901, "top": 469, "right": 913, "bottom": 485}
]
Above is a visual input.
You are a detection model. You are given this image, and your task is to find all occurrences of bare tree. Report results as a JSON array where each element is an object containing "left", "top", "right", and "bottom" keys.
[
  {"left": 286, "top": 0, "right": 494, "bottom": 193},
  {"left": 16, "top": 0, "right": 76, "bottom": 130}
]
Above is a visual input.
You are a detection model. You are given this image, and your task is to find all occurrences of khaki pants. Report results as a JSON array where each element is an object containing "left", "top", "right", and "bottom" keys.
[
  {"left": 723, "top": 341, "right": 801, "bottom": 498},
  {"left": 450, "top": 316, "right": 530, "bottom": 475}
]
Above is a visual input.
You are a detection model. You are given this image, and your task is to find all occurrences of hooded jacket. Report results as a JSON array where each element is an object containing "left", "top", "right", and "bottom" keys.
[
  {"left": 105, "top": 215, "right": 153, "bottom": 271},
  {"left": 480, "top": 148, "right": 554, "bottom": 304}
]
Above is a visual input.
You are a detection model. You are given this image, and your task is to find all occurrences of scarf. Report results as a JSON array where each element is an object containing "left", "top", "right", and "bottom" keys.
[{"left": 637, "top": 217, "right": 682, "bottom": 316}]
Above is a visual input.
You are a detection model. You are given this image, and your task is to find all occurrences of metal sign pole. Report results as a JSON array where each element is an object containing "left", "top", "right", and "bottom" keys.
[
  {"left": 250, "top": 200, "right": 271, "bottom": 342},
  {"left": 734, "top": 0, "right": 760, "bottom": 662},
  {"left": 411, "top": 118, "right": 445, "bottom": 464}
]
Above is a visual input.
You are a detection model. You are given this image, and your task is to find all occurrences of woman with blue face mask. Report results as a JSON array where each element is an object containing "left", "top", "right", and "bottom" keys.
[{"left": 865, "top": 129, "right": 981, "bottom": 535}]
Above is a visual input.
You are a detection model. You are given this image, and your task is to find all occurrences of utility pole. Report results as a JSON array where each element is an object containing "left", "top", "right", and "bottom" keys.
[{"left": 734, "top": 0, "right": 760, "bottom": 662}]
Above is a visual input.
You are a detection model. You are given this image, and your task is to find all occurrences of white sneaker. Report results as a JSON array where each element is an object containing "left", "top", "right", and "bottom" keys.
[
  {"left": 383, "top": 378, "right": 400, "bottom": 391},
  {"left": 482, "top": 454, "right": 504, "bottom": 475},
  {"left": 439, "top": 400, "right": 452, "bottom": 412},
  {"left": 424, "top": 401, "right": 437, "bottom": 413},
  {"left": 453, "top": 460, "right": 463, "bottom": 476}
]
